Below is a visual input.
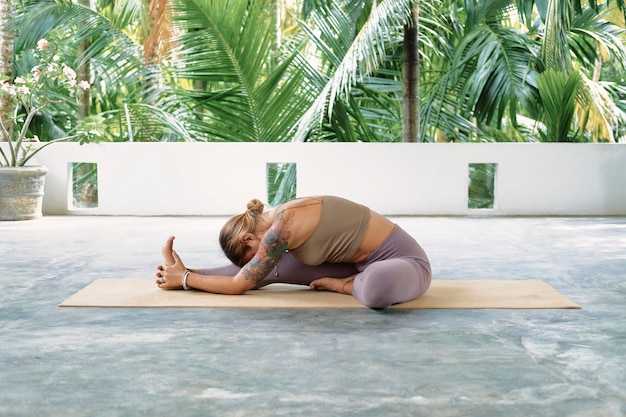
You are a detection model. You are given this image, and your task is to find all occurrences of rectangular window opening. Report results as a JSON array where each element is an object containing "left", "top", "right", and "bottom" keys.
[
  {"left": 69, "top": 162, "right": 99, "bottom": 209},
  {"left": 468, "top": 163, "right": 497, "bottom": 210},
  {"left": 267, "top": 162, "right": 297, "bottom": 207}
]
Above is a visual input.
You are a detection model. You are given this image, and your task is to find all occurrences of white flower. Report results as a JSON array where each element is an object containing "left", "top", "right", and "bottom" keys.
[
  {"left": 63, "top": 66, "right": 77, "bottom": 80},
  {"left": 32, "top": 67, "right": 42, "bottom": 81},
  {"left": 0, "top": 38, "right": 102, "bottom": 167},
  {"left": 37, "top": 39, "right": 50, "bottom": 51}
]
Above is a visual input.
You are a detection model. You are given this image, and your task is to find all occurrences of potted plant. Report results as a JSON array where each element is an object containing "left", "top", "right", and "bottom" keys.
[{"left": 0, "top": 38, "right": 91, "bottom": 220}]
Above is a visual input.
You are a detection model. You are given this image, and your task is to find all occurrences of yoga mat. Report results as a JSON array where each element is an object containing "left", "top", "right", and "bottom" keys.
[{"left": 60, "top": 279, "right": 581, "bottom": 309}]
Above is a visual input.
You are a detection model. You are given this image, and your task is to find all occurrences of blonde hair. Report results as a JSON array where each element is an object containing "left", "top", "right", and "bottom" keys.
[{"left": 219, "top": 199, "right": 265, "bottom": 266}]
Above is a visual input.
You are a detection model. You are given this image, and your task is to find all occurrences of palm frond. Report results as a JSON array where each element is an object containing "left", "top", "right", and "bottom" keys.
[
  {"left": 292, "top": 0, "right": 412, "bottom": 142},
  {"left": 458, "top": 25, "right": 540, "bottom": 127},
  {"left": 541, "top": 0, "right": 574, "bottom": 72},
  {"left": 569, "top": 5, "right": 626, "bottom": 71},
  {"left": 168, "top": 0, "right": 313, "bottom": 142},
  {"left": 99, "top": 103, "right": 192, "bottom": 142},
  {"left": 576, "top": 74, "right": 625, "bottom": 142},
  {"left": 537, "top": 69, "right": 581, "bottom": 141},
  {"left": 419, "top": 0, "right": 539, "bottom": 139},
  {"left": 102, "top": 0, "right": 150, "bottom": 35},
  {"left": 14, "top": 0, "right": 144, "bottom": 86}
]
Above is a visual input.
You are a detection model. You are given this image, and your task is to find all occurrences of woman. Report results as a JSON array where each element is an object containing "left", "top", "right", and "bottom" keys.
[{"left": 156, "top": 195, "right": 431, "bottom": 308}]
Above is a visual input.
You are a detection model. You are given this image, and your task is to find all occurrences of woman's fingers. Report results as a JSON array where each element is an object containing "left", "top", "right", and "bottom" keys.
[{"left": 156, "top": 252, "right": 184, "bottom": 290}]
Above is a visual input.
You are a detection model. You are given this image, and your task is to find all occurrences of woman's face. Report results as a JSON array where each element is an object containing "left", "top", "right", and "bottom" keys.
[{"left": 240, "top": 233, "right": 261, "bottom": 265}]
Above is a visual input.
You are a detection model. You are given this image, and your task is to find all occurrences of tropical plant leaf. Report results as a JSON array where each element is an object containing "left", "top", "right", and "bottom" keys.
[
  {"left": 537, "top": 69, "right": 581, "bottom": 141},
  {"left": 455, "top": 23, "right": 539, "bottom": 127},
  {"left": 14, "top": 0, "right": 144, "bottom": 87},
  {"left": 168, "top": 0, "right": 313, "bottom": 142},
  {"left": 292, "top": 0, "right": 413, "bottom": 142},
  {"left": 569, "top": 5, "right": 626, "bottom": 70},
  {"left": 94, "top": 103, "right": 191, "bottom": 142}
]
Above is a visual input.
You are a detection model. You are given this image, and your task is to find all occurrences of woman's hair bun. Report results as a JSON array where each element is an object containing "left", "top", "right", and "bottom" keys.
[{"left": 246, "top": 199, "right": 264, "bottom": 216}]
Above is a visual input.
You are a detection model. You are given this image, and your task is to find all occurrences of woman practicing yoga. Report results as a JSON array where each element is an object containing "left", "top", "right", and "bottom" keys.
[{"left": 156, "top": 195, "right": 431, "bottom": 308}]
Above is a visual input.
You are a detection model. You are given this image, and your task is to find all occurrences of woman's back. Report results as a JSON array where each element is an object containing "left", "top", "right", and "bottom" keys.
[
  {"left": 287, "top": 196, "right": 370, "bottom": 265},
  {"left": 278, "top": 196, "right": 394, "bottom": 265}
]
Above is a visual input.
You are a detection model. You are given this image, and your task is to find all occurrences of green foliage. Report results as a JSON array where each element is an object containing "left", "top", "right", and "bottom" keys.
[
  {"left": 167, "top": 0, "right": 312, "bottom": 142},
  {"left": 267, "top": 162, "right": 297, "bottom": 207},
  {"left": 71, "top": 162, "right": 98, "bottom": 208},
  {"left": 293, "top": 0, "right": 414, "bottom": 142},
  {"left": 5, "top": 0, "right": 626, "bottom": 149},
  {"left": 537, "top": 69, "right": 581, "bottom": 142},
  {"left": 468, "top": 163, "right": 497, "bottom": 209},
  {"left": 0, "top": 36, "right": 96, "bottom": 166}
]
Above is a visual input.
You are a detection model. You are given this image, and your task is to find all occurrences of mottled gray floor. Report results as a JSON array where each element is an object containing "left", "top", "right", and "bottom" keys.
[{"left": 1, "top": 216, "right": 625, "bottom": 417}]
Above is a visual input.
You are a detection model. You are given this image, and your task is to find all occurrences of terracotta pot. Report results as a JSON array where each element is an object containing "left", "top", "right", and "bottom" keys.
[{"left": 0, "top": 166, "right": 48, "bottom": 221}]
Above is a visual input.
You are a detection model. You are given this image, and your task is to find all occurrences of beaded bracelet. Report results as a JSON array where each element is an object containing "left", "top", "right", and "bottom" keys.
[{"left": 182, "top": 269, "right": 191, "bottom": 290}]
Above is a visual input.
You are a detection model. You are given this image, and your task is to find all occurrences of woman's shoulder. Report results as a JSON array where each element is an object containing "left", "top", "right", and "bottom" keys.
[
  {"left": 278, "top": 196, "right": 325, "bottom": 211},
  {"left": 270, "top": 197, "right": 324, "bottom": 242}
]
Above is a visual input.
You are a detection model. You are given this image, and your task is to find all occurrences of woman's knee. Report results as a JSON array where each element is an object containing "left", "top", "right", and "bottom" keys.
[
  {"left": 353, "top": 278, "right": 393, "bottom": 308},
  {"left": 352, "top": 260, "right": 423, "bottom": 308}
]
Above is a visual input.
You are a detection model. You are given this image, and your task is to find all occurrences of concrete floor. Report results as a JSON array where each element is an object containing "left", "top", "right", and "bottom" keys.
[{"left": 1, "top": 215, "right": 625, "bottom": 417}]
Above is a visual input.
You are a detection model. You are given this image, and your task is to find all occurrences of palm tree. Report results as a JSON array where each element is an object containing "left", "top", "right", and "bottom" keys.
[
  {"left": 547, "top": 2, "right": 626, "bottom": 141},
  {"left": 403, "top": 2, "right": 420, "bottom": 142},
  {"left": 166, "top": 0, "right": 316, "bottom": 142},
  {"left": 11, "top": 0, "right": 626, "bottom": 146},
  {"left": 291, "top": 0, "right": 421, "bottom": 142},
  {"left": 12, "top": 0, "right": 192, "bottom": 142},
  {"left": 418, "top": 0, "right": 626, "bottom": 142}
]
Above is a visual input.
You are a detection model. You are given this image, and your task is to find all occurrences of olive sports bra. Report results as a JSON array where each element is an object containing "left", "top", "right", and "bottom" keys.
[{"left": 289, "top": 196, "right": 370, "bottom": 265}]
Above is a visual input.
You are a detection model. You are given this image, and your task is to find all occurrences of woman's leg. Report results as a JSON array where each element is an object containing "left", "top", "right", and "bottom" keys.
[
  {"left": 197, "top": 252, "right": 358, "bottom": 288},
  {"left": 196, "top": 264, "right": 242, "bottom": 276},
  {"left": 351, "top": 258, "right": 431, "bottom": 308},
  {"left": 256, "top": 253, "right": 357, "bottom": 287},
  {"left": 309, "top": 275, "right": 356, "bottom": 294},
  {"left": 310, "top": 225, "right": 432, "bottom": 307}
]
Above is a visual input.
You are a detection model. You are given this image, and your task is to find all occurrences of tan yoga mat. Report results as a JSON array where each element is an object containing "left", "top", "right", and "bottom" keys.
[{"left": 60, "top": 279, "right": 581, "bottom": 309}]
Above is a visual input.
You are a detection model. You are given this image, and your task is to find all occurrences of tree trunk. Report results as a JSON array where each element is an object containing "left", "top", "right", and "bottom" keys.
[
  {"left": 0, "top": 0, "right": 14, "bottom": 142},
  {"left": 402, "top": 2, "right": 419, "bottom": 142},
  {"left": 77, "top": 40, "right": 91, "bottom": 121},
  {"left": 77, "top": 0, "right": 93, "bottom": 121}
]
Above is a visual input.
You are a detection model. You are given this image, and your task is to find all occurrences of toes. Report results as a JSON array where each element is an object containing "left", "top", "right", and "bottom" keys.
[{"left": 161, "top": 236, "right": 176, "bottom": 266}]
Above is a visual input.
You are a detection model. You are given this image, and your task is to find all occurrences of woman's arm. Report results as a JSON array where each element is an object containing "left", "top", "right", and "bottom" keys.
[
  {"left": 229, "top": 210, "right": 292, "bottom": 292},
  {"left": 161, "top": 210, "right": 292, "bottom": 294},
  {"left": 184, "top": 271, "right": 245, "bottom": 294},
  {"left": 167, "top": 254, "right": 359, "bottom": 289},
  {"left": 157, "top": 251, "right": 242, "bottom": 293}
]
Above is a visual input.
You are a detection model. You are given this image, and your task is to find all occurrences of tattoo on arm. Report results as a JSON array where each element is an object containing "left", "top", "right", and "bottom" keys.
[{"left": 241, "top": 210, "right": 292, "bottom": 284}]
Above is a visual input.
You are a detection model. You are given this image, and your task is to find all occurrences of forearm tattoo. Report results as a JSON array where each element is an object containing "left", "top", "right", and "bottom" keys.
[{"left": 242, "top": 210, "right": 292, "bottom": 284}]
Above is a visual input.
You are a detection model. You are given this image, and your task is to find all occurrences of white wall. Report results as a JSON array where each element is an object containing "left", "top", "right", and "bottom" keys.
[{"left": 8, "top": 142, "right": 625, "bottom": 216}]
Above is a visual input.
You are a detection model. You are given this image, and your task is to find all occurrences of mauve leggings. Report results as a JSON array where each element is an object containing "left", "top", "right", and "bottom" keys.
[
  {"left": 197, "top": 225, "right": 431, "bottom": 308},
  {"left": 352, "top": 225, "right": 431, "bottom": 308}
]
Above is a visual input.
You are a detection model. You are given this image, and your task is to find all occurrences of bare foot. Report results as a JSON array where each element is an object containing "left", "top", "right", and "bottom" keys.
[
  {"left": 161, "top": 236, "right": 176, "bottom": 266},
  {"left": 310, "top": 275, "right": 355, "bottom": 295}
]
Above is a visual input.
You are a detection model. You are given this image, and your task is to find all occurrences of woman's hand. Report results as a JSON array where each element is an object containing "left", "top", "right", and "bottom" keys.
[{"left": 156, "top": 250, "right": 187, "bottom": 290}]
